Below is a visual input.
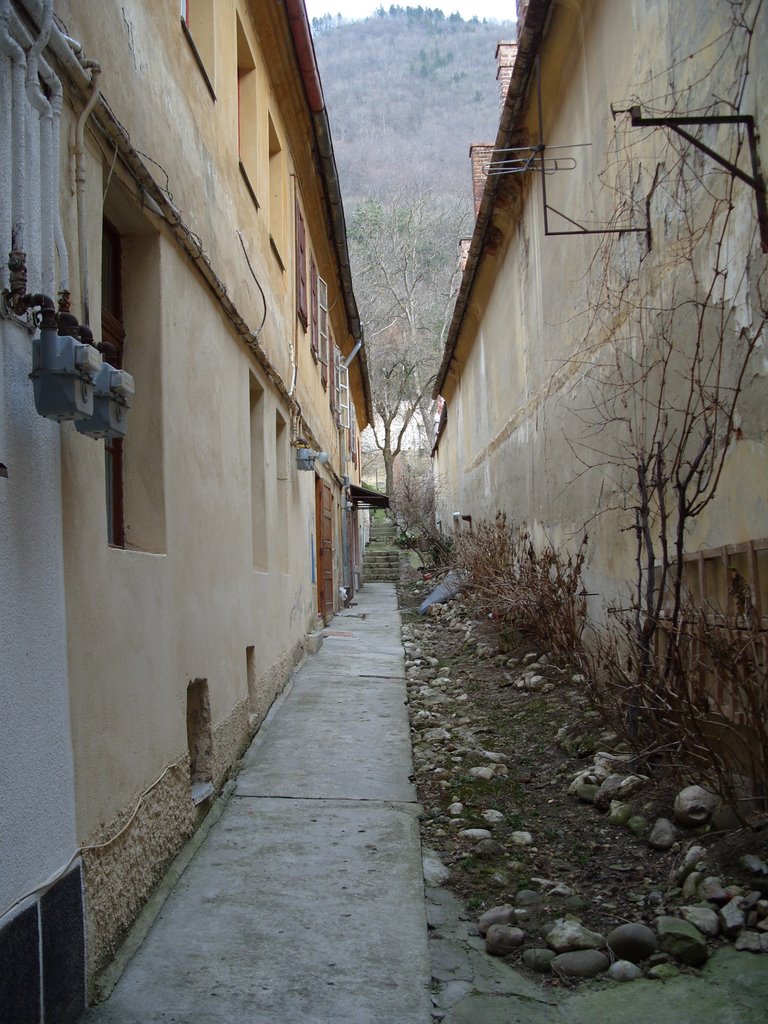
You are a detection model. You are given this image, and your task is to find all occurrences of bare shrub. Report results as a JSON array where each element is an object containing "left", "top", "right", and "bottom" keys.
[
  {"left": 390, "top": 463, "right": 451, "bottom": 565},
  {"left": 578, "top": 593, "right": 768, "bottom": 821},
  {"left": 452, "top": 513, "right": 588, "bottom": 664}
]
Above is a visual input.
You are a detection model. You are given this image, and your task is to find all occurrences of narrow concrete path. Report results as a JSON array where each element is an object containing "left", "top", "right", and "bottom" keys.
[{"left": 87, "top": 582, "right": 431, "bottom": 1024}]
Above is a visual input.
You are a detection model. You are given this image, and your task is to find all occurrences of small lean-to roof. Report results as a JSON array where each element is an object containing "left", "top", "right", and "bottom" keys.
[
  {"left": 433, "top": 0, "right": 553, "bottom": 402},
  {"left": 349, "top": 483, "right": 389, "bottom": 509},
  {"left": 284, "top": 0, "right": 373, "bottom": 428}
]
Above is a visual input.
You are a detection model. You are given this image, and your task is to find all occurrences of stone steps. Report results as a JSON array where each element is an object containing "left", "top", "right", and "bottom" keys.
[{"left": 363, "top": 544, "right": 402, "bottom": 582}]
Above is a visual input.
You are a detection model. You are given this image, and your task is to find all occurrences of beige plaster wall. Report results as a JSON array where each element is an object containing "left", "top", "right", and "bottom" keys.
[
  {"left": 436, "top": 0, "right": 768, "bottom": 613},
  {"left": 50, "top": 0, "right": 357, "bottom": 983}
]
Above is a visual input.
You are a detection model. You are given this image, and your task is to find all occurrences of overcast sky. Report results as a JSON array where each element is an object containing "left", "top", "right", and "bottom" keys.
[{"left": 304, "top": 1, "right": 516, "bottom": 23}]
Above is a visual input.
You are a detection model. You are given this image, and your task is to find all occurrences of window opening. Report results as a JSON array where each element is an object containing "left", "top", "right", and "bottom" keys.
[
  {"left": 101, "top": 219, "right": 125, "bottom": 547},
  {"left": 236, "top": 15, "right": 258, "bottom": 204},
  {"left": 318, "top": 275, "right": 328, "bottom": 388},
  {"left": 268, "top": 115, "right": 285, "bottom": 258},
  {"left": 295, "top": 197, "right": 307, "bottom": 329}
]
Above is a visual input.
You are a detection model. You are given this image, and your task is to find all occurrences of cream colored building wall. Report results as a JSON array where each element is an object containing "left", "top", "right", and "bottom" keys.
[
  {"left": 31, "top": 0, "right": 365, "bottom": 980},
  {"left": 436, "top": 0, "right": 768, "bottom": 611}
]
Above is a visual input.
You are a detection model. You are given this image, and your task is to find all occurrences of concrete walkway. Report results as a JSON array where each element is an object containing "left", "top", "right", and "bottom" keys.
[{"left": 87, "top": 582, "right": 431, "bottom": 1024}]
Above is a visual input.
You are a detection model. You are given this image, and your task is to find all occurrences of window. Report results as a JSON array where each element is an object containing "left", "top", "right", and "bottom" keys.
[
  {"left": 349, "top": 399, "right": 357, "bottom": 467},
  {"left": 331, "top": 345, "right": 340, "bottom": 418},
  {"left": 318, "top": 276, "right": 328, "bottom": 389},
  {"left": 102, "top": 179, "right": 166, "bottom": 553},
  {"left": 102, "top": 219, "right": 125, "bottom": 548},
  {"left": 180, "top": 0, "right": 216, "bottom": 100},
  {"left": 236, "top": 14, "right": 258, "bottom": 204},
  {"left": 338, "top": 353, "right": 350, "bottom": 430},
  {"left": 295, "top": 197, "right": 307, "bottom": 329},
  {"left": 268, "top": 114, "right": 285, "bottom": 259},
  {"left": 310, "top": 259, "right": 318, "bottom": 359}
]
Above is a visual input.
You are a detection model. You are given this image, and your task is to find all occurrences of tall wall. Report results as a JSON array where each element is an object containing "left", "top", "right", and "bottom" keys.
[
  {"left": 435, "top": 0, "right": 768, "bottom": 615},
  {"left": 1, "top": 0, "right": 366, "bottom": 1013}
]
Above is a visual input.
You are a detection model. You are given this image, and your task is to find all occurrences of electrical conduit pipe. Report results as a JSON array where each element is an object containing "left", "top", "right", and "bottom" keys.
[
  {"left": 24, "top": 0, "right": 55, "bottom": 297},
  {"left": 0, "top": 0, "right": 27, "bottom": 260},
  {"left": 74, "top": 63, "right": 101, "bottom": 325}
]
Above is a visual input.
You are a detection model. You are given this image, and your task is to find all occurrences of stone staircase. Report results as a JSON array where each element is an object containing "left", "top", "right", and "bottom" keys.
[{"left": 364, "top": 519, "right": 402, "bottom": 582}]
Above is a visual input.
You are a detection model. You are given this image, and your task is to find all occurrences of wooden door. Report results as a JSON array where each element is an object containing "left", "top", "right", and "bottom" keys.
[{"left": 315, "top": 478, "right": 334, "bottom": 623}]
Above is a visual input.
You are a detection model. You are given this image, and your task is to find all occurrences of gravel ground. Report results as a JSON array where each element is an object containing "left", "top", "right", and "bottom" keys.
[{"left": 397, "top": 566, "right": 768, "bottom": 987}]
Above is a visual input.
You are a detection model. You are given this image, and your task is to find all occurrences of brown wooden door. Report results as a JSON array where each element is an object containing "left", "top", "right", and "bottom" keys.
[{"left": 316, "top": 478, "right": 334, "bottom": 623}]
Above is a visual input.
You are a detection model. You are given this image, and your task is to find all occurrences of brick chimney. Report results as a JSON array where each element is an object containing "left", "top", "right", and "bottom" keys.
[
  {"left": 516, "top": 0, "right": 530, "bottom": 37},
  {"left": 495, "top": 40, "right": 517, "bottom": 109},
  {"left": 469, "top": 143, "right": 495, "bottom": 216}
]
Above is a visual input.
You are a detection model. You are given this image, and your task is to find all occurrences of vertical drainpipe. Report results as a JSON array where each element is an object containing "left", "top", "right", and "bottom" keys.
[
  {"left": 74, "top": 65, "right": 102, "bottom": 325},
  {"left": 0, "top": 0, "right": 27, "bottom": 271},
  {"left": 24, "top": 0, "right": 55, "bottom": 297}
]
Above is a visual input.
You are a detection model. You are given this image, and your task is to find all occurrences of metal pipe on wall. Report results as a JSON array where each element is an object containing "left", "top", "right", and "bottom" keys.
[
  {"left": 24, "top": 0, "right": 55, "bottom": 297},
  {"left": 0, "top": 0, "right": 27, "bottom": 262}
]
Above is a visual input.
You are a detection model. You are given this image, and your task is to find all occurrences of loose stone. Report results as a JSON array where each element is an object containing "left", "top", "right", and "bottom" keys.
[
  {"left": 719, "top": 896, "right": 746, "bottom": 936},
  {"left": 510, "top": 831, "right": 534, "bottom": 846},
  {"left": 675, "top": 845, "right": 707, "bottom": 884},
  {"left": 478, "top": 905, "right": 515, "bottom": 937},
  {"left": 682, "top": 871, "right": 706, "bottom": 901},
  {"left": 607, "top": 960, "right": 644, "bottom": 982},
  {"left": 734, "top": 930, "right": 763, "bottom": 953},
  {"left": 673, "top": 785, "right": 718, "bottom": 828},
  {"left": 608, "top": 801, "right": 635, "bottom": 826},
  {"left": 551, "top": 949, "right": 610, "bottom": 979},
  {"left": 656, "top": 916, "right": 709, "bottom": 966},
  {"left": 546, "top": 919, "right": 605, "bottom": 953},
  {"left": 514, "top": 889, "right": 543, "bottom": 908},
  {"left": 522, "top": 948, "right": 556, "bottom": 973},
  {"left": 648, "top": 817, "right": 678, "bottom": 850},
  {"left": 482, "top": 809, "right": 504, "bottom": 824},
  {"left": 647, "top": 963, "right": 681, "bottom": 981},
  {"left": 458, "top": 828, "right": 492, "bottom": 841},
  {"left": 485, "top": 924, "right": 525, "bottom": 956},
  {"left": 627, "top": 815, "right": 647, "bottom": 837},
  {"left": 680, "top": 905, "right": 720, "bottom": 937},
  {"left": 448, "top": 802, "right": 464, "bottom": 816},
  {"left": 606, "top": 923, "right": 658, "bottom": 963}
]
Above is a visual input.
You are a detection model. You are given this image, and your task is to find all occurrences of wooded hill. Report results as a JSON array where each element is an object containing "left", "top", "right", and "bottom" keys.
[{"left": 312, "top": 6, "right": 515, "bottom": 203}]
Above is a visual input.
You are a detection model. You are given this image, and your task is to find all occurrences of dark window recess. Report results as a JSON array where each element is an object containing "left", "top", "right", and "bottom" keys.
[
  {"left": 295, "top": 198, "right": 307, "bottom": 329},
  {"left": 41, "top": 867, "right": 86, "bottom": 1024},
  {"left": 0, "top": 904, "right": 41, "bottom": 1024},
  {"left": 102, "top": 219, "right": 126, "bottom": 547}
]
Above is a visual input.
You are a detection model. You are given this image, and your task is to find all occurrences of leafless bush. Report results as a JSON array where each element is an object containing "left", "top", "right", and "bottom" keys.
[
  {"left": 452, "top": 513, "right": 588, "bottom": 663},
  {"left": 578, "top": 594, "right": 768, "bottom": 821},
  {"left": 390, "top": 463, "right": 452, "bottom": 565}
]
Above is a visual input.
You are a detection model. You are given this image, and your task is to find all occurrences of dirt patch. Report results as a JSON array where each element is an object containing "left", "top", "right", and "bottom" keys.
[{"left": 398, "top": 568, "right": 768, "bottom": 982}]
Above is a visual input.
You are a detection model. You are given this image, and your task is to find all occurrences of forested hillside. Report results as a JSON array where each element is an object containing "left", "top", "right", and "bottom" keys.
[
  {"left": 312, "top": 6, "right": 514, "bottom": 202},
  {"left": 311, "top": 6, "right": 515, "bottom": 484}
]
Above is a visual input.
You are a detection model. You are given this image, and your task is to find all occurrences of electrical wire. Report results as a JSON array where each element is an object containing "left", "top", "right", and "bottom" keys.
[
  {"left": 237, "top": 229, "right": 268, "bottom": 335},
  {"left": 0, "top": 755, "right": 186, "bottom": 924}
]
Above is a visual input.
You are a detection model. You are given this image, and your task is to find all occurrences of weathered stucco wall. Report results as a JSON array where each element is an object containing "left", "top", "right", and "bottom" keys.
[
  {"left": 435, "top": 0, "right": 768, "bottom": 614},
  {"left": 0, "top": 0, "right": 363, "bottom": 995},
  {"left": 0, "top": 320, "right": 78, "bottom": 917}
]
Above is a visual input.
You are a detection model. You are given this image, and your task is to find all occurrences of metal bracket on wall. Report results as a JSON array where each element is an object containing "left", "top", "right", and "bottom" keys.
[
  {"left": 490, "top": 56, "right": 646, "bottom": 238},
  {"left": 616, "top": 107, "right": 768, "bottom": 253}
]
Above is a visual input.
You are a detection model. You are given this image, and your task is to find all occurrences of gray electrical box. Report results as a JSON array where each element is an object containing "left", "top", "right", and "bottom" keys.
[
  {"left": 75, "top": 363, "right": 134, "bottom": 440},
  {"left": 31, "top": 326, "right": 102, "bottom": 422}
]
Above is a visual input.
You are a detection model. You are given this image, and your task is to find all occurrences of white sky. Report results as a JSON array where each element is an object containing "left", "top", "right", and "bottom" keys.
[{"left": 304, "top": 1, "right": 515, "bottom": 23}]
